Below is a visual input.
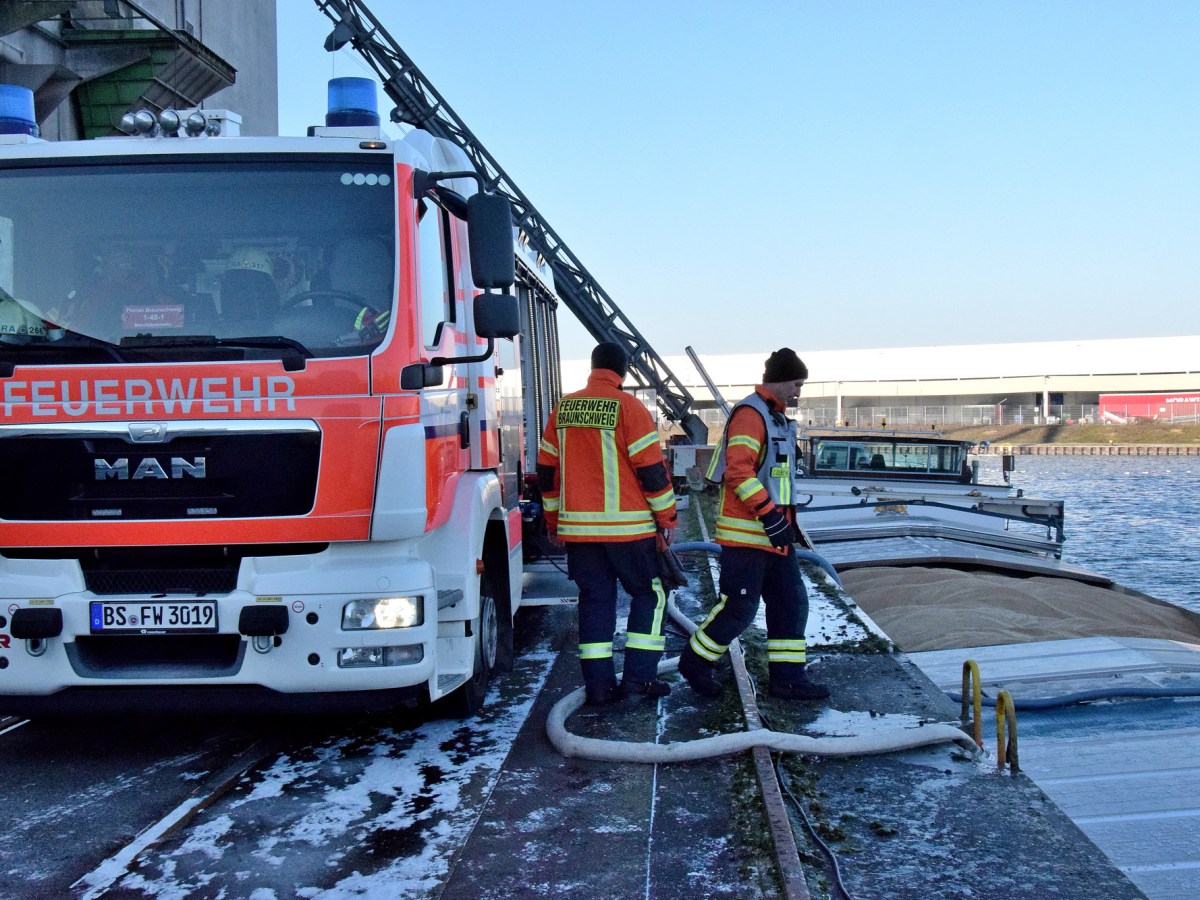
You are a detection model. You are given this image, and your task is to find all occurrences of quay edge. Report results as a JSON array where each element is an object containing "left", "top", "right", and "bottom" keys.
[{"left": 979, "top": 444, "right": 1200, "bottom": 456}]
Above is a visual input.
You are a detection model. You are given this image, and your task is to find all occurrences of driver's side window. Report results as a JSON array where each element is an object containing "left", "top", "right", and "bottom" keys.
[{"left": 417, "top": 199, "right": 452, "bottom": 349}]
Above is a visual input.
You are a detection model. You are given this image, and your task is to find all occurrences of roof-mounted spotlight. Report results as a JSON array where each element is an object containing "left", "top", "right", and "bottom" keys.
[
  {"left": 157, "top": 109, "right": 181, "bottom": 134},
  {"left": 184, "top": 111, "right": 207, "bottom": 136},
  {"left": 118, "top": 112, "right": 138, "bottom": 134},
  {"left": 132, "top": 109, "right": 158, "bottom": 136},
  {"left": 204, "top": 118, "right": 222, "bottom": 137}
]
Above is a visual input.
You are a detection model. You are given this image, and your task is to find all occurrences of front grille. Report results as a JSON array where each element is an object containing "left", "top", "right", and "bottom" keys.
[
  {"left": 86, "top": 566, "right": 238, "bottom": 595},
  {"left": 68, "top": 634, "right": 245, "bottom": 678},
  {"left": 0, "top": 429, "right": 320, "bottom": 521},
  {"left": 79, "top": 545, "right": 240, "bottom": 594},
  {"left": 3, "top": 543, "right": 327, "bottom": 595}
]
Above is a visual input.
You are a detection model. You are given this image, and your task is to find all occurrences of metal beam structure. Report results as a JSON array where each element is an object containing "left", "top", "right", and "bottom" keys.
[{"left": 314, "top": 0, "right": 708, "bottom": 445}]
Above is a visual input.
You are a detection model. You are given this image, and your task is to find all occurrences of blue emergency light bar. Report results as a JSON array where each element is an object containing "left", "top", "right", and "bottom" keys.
[
  {"left": 0, "top": 85, "right": 38, "bottom": 137},
  {"left": 325, "top": 77, "right": 380, "bottom": 127}
]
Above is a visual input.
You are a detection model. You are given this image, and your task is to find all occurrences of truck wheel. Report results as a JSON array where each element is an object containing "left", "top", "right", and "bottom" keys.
[
  {"left": 443, "top": 573, "right": 498, "bottom": 717},
  {"left": 486, "top": 545, "right": 515, "bottom": 673}
]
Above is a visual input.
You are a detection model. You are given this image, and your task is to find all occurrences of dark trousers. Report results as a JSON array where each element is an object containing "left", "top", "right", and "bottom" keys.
[
  {"left": 690, "top": 544, "right": 810, "bottom": 684},
  {"left": 567, "top": 538, "right": 667, "bottom": 693}
]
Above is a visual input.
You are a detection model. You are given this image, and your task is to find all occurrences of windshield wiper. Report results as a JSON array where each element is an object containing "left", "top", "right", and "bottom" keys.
[{"left": 120, "top": 335, "right": 312, "bottom": 371}]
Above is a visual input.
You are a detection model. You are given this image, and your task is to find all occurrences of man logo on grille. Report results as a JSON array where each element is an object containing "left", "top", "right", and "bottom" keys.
[{"left": 94, "top": 457, "right": 207, "bottom": 480}]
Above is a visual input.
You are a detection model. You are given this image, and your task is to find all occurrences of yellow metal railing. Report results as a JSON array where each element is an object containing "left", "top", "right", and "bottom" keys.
[
  {"left": 961, "top": 659, "right": 983, "bottom": 748},
  {"left": 996, "top": 690, "right": 1019, "bottom": 771}
]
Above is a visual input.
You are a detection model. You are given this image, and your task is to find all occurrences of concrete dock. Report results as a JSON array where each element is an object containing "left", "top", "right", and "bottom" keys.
[{"left": 445, "top": 549, "right": 1147, "bottom": 898}]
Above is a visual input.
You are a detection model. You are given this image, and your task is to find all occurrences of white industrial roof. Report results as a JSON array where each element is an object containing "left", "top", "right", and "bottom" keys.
[{"left": 563, "top": 335, "right": 1199, "bottom": 392}]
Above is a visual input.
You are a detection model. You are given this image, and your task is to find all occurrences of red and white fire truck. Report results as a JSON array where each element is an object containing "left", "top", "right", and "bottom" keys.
[
  {"left": 0, "top": 0, "right": 704, "bottom": 717},
  {"left": 0, "top": 73, "right": 567, "bottom": 715}
]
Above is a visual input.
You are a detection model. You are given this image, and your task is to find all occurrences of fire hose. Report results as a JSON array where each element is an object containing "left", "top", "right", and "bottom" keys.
[{"left": 546, "top": 543, "right": 979, "bottom": 763}]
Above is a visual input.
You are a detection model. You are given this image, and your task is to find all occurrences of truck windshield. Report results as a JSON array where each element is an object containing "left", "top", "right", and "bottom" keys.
[{"left": 0, "top": 154, "right": 397, "bottom": 363}]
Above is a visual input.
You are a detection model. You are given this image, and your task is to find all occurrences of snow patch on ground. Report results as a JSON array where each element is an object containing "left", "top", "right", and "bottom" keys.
[
  {"left": 806, "top": 707, "right": 929, "bottom": 737},
  {"left": 114, "top": 647, "right": 559, "bottom": 898}
]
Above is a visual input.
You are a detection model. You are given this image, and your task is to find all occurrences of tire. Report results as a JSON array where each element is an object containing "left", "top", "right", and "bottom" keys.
[
  {"left": 487, "top": 546, "right": 515, "bottom": 674},
  {"left": 442, "top": 573, "right": 499, "bottom": 717}
]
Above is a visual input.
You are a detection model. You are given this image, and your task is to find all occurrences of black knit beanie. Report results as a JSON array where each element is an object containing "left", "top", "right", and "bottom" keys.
[
  {"left": 762, "top": 347, "right": 808, "bottom": 383},
  {"left": 591, "top": 341, "right": 629, "bottom": 378}
]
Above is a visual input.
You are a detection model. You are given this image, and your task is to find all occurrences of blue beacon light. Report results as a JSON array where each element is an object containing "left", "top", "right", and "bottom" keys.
[
  {"left": 325, "top": 77, "right": 380, "bottom": 127},
  {"left": 0, "top": 85, "right": 38, "bottom": 137}
]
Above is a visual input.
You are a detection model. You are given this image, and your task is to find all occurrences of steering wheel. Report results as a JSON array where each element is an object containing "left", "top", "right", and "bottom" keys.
[
  {"left": 280, "top": 290, "right": 386, "bottom": 346},
  {"left": 282, "top": 289, "right": 372, "bottom": 311}
]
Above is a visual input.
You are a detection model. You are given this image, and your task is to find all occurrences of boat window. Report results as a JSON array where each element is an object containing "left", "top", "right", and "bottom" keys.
[
  {"left": 810, "top": 438, "right": 965, "bottom": 477},
  {"left": 0, "top": 155, "right": 397, "bottom": 364}
]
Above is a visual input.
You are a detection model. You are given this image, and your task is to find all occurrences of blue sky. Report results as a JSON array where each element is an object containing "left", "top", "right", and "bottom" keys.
[{"left": 278, "top": 1, "right": 1199, "bottom": 361}]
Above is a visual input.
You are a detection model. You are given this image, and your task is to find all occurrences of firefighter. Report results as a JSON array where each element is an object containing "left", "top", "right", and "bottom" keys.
[
  {"left": 221, "top": 247, "right": 278, "bottom": 332},
  {"left": 678, "top": 348, "right": 830, "bottom": 701},
  {"left": 537, "top": 342, "right": 678, "bottom": 705}
]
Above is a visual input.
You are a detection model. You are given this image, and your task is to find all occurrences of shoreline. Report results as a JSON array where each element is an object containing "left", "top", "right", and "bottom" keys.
[
  {"left": 941, "top": 422, "right": 1200, "bottom": 453},
  {"left": 978, "top": 443, "right": 1200, "bottom": 456}
]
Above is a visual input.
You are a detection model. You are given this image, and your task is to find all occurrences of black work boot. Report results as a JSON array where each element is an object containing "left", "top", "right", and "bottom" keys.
[
  {"left": 584, "top": 681, "right": 623, "bottom": 706},
  {"left": 677, "top": 644, "right": 723, "bottom": 698},
  {"left": 622, "top": 677, "right": 671, "bottom": 699},
  {"left": 768, "top": 670, "right": 830, "bottom": 701}
]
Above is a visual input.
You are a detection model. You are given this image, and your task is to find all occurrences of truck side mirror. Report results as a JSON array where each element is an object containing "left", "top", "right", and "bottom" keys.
[
  {"left": 473, "top": 293, "right": 520, "bottom": 339},
  {"left": 400, "top": 363, "right": 445, "bottom": 390},
  {"left": 467, "top": 192, "right": 515, "bottom": 290}
]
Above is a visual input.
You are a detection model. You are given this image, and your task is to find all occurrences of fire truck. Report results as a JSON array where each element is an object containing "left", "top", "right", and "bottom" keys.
[{"left": 0, "top": 1, "right": 702, "bottom": 716}]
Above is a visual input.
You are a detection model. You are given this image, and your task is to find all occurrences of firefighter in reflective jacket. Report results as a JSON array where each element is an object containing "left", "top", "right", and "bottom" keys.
[
  {"left": 537, "top": 342, "right": 678, "bottom": 705},
  {"left": 678, "top": 347, "right": 830, "bottom": 702}
]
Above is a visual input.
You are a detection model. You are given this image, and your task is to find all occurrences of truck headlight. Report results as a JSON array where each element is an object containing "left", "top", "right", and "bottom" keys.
[
  {"left": 341, "top": 596, "right": 424, "bottom": 630},
  {"left": 337, "top": 645, "right": 424, "bottom": 668}
]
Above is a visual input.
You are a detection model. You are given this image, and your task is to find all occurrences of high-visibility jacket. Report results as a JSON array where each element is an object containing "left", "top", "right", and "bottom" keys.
[
  {"left": 537, "top": 368, "right": 677, "bottom": 542},
  {"left": 708, "top": 387, "right": 797, "bottom": 554}
]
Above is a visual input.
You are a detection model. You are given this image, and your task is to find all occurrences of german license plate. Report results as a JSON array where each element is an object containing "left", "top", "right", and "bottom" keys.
[{"left": 89, "top": 601, "right": 218, "bottom": 634}]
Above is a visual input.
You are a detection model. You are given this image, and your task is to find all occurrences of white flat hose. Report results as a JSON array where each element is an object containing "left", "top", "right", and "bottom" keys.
[{"left": 546, "top": 597, "right": 978, "bottom": 763}]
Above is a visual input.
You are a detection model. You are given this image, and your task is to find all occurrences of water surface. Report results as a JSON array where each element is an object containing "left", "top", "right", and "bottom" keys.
[{"left": 988, "top": 455, "right": 1199, "bottom": 614}]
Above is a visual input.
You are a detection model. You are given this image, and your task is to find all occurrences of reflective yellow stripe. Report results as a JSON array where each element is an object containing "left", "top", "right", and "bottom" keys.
[
  {"left": 700, "top": 593, "right": 729, "bottom": 628},
  {"left": 559, "top": 509, "right": 656, "bottom": 524},
  {"left": 714, "top": 527, "right": 772, "bottom": 548},
  {"left": 769, "top": 652, "right": 808, "bottom": 663},
  {"left": 715, "top": 515, "right": 773, "bottom": 548},
  {"left": 627, "top": 431, "right": 659, "bottom": 456},
  {"left": 647, "top": 488, "right": 675, "bottom": 512},
  {"left": 542, "top": 495, "right": 559, "bottom": 512},
  {"left": 728, "top": 434, "right": 761, "bottom": 453},
  {"left": 705, "top": 448, "right": 723, "bottom": 481},
  {"left": 768, "top": 639, "right": 807, "bottom": 652},
  {"left": 689, "top": 627, "right": 726, "bottom": 661},
  {"left": 734, "top": 477, "right": 764, "bottom": 501},
  {"left": 690, "top": 595, "right": 730, "bottom": 661},
  {"left": 579, "top": 642, "right": 612, "bottom": 660},
  {"left": 539, "top": 438, "right": 558, "bottom": 457},
  {"left": 768, "top": 638, "right": 806, "bottom": 663},
  {"left": 650, "top": 577, "right": 666, "bottom": 636},
  {"left": 601, "top": 429, "right": 619, "bottom": 511},
  {"left": 558, "top": 521, "right": 657, "bottom": 538},
  {"left": 557, "top": 427, "right": 570, "bottom": 509},
  {"left": 626, "top": 632, "right": 666, "bottom": 651}
]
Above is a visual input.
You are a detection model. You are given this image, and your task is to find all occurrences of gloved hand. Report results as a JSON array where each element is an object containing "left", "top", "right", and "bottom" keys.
[
  {"left": 759, "top": 506, "right": 794, "bottom": 548},
  {"left": 656, "top": 527, "right": 676, "bottom": 551}
]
